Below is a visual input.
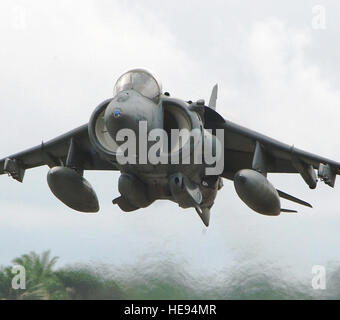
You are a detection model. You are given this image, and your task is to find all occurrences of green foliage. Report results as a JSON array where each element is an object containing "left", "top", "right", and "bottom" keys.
[
  {"left": 0, "top": 251, "right": 123, "bottom": 300},
  {"left": 1, "top": 250, "right": 339, "bottom": 300},
  {"left": 56, "top": 267, "right": 124, "bottom": 300},
  {"left": 0, "top": 251, "right": 65, "bottom": 300}
]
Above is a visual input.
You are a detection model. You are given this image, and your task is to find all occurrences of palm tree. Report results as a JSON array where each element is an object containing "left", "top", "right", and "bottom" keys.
[
  {"left": 12, "top": 251, "right": 58, "bottom": 282},
  {"left": 0, "top": 251, "right": 125, "bottom": 300},
  {"left": 0, "top": 250, "right": 67, "bottom": 300},
  {"left": 0, "top": 266, "right": 18, "bottom": 300}
]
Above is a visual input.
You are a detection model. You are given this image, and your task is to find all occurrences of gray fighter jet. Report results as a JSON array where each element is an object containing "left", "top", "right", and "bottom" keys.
[{"left": 1, "top": 69, "right": 339, "bottom": 226}]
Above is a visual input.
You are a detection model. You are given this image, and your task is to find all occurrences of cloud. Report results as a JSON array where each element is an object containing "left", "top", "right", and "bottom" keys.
[
  {"left": 222, "top": 18, "right": 340, "bottom": 158},
  {"left": 0, "top": 0, "right": 199, "bottom": 152},
  {"left": 0, "top": 1, "right": 340, "bottom": 292}
]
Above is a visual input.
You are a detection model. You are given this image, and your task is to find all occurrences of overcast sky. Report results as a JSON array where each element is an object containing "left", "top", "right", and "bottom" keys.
[{"left": 1, "top": 0, "right": 340, "bottom": 292}]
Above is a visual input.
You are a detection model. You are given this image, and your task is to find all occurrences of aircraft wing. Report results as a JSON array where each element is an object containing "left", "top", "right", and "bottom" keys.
[
  {"left": 204, "top": 107, "right": 340, "bottom": 188},
  {"left": 0, "top": 124, "right": 114, "bottom": 182}
]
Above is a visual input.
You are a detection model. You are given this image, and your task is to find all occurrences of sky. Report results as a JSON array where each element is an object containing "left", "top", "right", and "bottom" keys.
[{"left": 1, "top": 0, "right": 340, "bottom": 295}]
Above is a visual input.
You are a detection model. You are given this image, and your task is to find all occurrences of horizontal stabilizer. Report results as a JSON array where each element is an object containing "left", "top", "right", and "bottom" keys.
[
  {"left": 277, "top": 189, "right": 313, "bottom": 208},
  {"left": 281, "top": 208, "right": 298, "bottom": 213}
]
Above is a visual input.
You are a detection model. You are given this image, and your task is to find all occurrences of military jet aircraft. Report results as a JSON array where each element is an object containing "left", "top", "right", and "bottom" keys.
[{"left": 1, "top": 68, "right": 339, "bottom": 226}]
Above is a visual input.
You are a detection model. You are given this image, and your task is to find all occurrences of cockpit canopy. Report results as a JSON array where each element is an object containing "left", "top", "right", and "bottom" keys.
[{"left": 113, "top": 69, "right": 162, "bottom": 103}]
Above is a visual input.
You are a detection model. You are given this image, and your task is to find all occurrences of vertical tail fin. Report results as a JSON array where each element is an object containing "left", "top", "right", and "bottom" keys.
[{"left": 208, "top": 84, "right": 218, "bottom": 110}]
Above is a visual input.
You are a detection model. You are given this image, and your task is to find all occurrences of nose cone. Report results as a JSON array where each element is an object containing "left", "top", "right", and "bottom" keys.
[
  {"left": 104, "top": 91, "right": 138, "bottom": 142},
  {"left": 104, "top": 90, "right": 163, "bottom": 145}
]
